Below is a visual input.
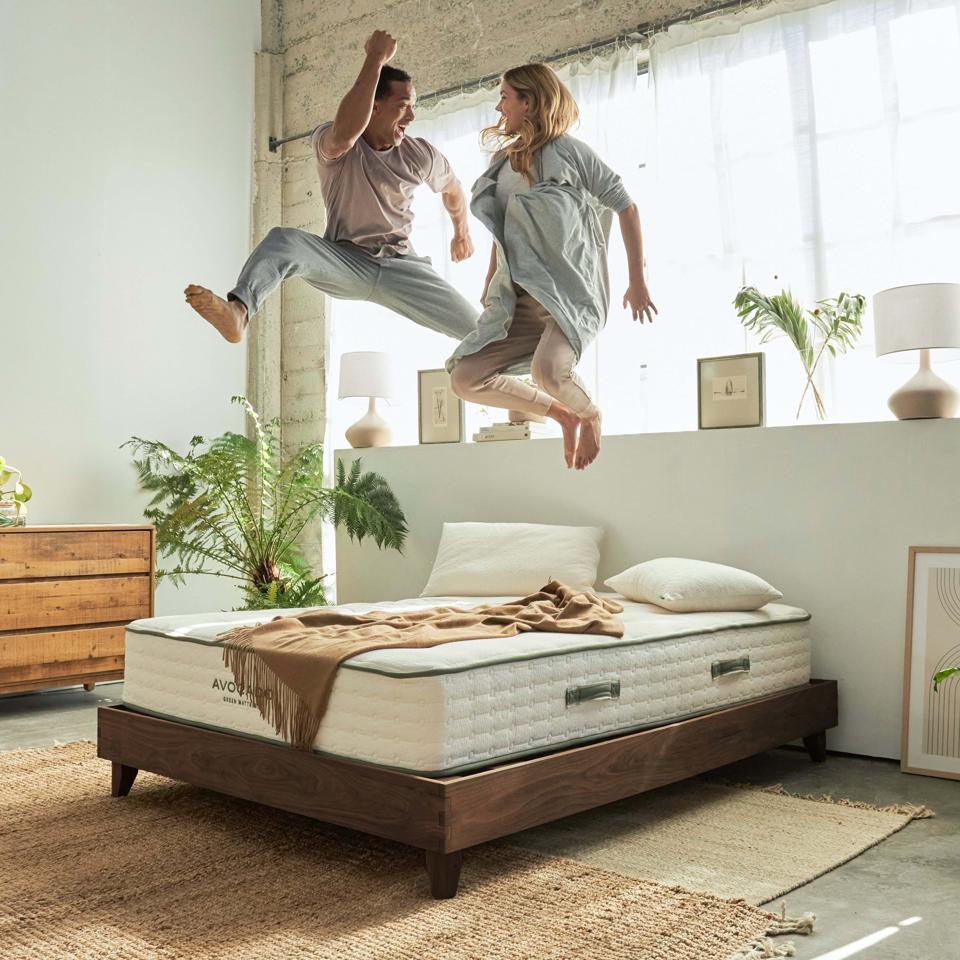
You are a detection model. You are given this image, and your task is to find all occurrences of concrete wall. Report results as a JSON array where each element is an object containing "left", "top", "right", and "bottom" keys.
[
  {"left": 335, "top": 419, "right": 960, "bottom": 760},
  {"left": 0, "top": 0, "right": 260, "bottom": 614}
]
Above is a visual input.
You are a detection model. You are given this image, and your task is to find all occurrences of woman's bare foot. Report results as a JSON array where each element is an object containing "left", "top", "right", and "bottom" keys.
[
  {"left": 545, "top": 402, "right": 580, "bottom": 468},
  {"left": 184, "top": 285, "right": 248, "bottom": 343},
  {"left": 574, "top": 410, "right": 602, "bottom": 470}
]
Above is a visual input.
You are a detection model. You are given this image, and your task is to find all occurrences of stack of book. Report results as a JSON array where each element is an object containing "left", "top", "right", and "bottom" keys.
[{"left": 473, "top": 420, "right": 552, "bottom": 442}]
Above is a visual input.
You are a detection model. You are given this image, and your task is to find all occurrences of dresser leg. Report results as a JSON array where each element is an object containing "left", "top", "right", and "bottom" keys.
[
  {"left": 111, "top": 762, "right": 138, "bottom": 797},
  {"left": 83, "top": 683, "right": 96, "bottom": 692},
  {"left": 424, "top": 850, "right": 463, "bottom": 899}
]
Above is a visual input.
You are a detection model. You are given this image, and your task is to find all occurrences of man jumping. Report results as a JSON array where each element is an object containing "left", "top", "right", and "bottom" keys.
[{"left": 185, "top": 30, "right": 478, "bottom": 345}]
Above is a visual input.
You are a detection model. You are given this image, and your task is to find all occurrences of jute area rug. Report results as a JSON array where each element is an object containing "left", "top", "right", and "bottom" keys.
[
  {"left": 1, "top": 743, "right": 811, "bottom": 960},
  {"left": 513, "top": 777, "right": 933, "bottom": 906}
]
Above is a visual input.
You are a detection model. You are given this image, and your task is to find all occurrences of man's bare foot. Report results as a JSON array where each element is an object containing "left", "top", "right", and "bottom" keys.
[
  {"left": 574, "top": 410, "right": 602, "bottom": 470},
  {"left": 546, "top": 402, "right": 579, "bottom": 468},
  {"left": 184, "top": 285, "right": 248, "bottom": 343}
]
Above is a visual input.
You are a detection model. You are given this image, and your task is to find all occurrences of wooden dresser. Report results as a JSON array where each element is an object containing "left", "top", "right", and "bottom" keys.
[{"left": 0, "top": 525, "right": 155, "bottom": 695}]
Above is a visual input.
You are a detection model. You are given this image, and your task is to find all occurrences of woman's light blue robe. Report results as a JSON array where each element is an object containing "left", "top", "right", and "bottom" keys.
[{"left": 446, "top": 134, "right": 634, "bottom": 374}]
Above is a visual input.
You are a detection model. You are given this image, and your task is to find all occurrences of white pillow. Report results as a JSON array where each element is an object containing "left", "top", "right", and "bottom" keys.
[
  {"left": 604, "top": 557, "right": 782, "bottom": 612},
  {"left": 421, "top": 522, "right": 603, "bottom": 597}
]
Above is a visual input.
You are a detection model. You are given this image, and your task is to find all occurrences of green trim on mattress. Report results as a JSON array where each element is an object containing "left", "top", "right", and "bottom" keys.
[
  {"left": 125, "top": 612, "right": 811, "bottom": 680},
  {"left": 121, "top": 686, "right": 809, "bottom": 778}
]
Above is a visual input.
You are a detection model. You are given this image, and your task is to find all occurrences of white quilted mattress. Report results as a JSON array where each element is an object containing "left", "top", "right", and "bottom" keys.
[{"left": 123, "top": 595, "right": 812, "bottom": 776}]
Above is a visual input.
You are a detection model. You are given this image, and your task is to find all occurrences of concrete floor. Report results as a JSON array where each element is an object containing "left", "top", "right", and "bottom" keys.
[{"left": 1, "top": 684, "right": 957, "bottom": 960}]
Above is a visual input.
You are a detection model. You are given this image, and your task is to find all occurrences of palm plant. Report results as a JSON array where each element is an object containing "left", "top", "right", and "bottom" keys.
[
  {"left": 733, "top": 286, "right": 865, "bottom": 420},
  {"left": 123, "top": 396, "right": 407, "bottom": 610}
]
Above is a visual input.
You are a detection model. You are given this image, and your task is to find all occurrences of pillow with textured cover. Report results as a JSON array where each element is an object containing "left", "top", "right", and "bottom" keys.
[
  {"left": 604, "top": 557, "right": 782, "bottom": 612},
  {"left": 421, "top": 522, "right": 603, "bottom": 597}
]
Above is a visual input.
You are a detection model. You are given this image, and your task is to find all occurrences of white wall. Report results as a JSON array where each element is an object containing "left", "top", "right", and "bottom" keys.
[
  {"left": 0, "top": 0, "right": 259, "bottom": 613},
  {"left": 335, "top": 419, "right": 960, "bottom": 759}
]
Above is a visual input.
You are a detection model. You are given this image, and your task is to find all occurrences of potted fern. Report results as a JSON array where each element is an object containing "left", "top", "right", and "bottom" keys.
[
  {"left": 123, "top": 396, "right": 407, "bottom": 610},
  {"left": 733, "top": 286, "right": 865, "bottom": 421}
]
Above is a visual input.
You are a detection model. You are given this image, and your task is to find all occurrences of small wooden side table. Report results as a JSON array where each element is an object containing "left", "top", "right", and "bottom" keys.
[{"left": 0, "top": 524, "right": 155, "bottom": 695}]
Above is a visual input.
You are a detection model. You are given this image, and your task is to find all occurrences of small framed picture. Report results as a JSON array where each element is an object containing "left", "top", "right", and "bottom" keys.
[
  {"left": 418, "top": 368, "right": 464, "bottom": 444},
  {"left": 697, "top": 352, "right": 765, "bottom": 429},
  {"left": 902, "top": 546, "right": 960, "bottom": 780}
]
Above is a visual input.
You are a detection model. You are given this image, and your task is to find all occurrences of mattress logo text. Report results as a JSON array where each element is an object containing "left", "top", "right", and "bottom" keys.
[{"left": 212, "top": 677, "right": 273, "bottom": 707}]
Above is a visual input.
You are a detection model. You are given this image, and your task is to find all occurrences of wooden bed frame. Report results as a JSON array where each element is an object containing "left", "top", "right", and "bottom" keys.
[{"left": 97, "top": 678, "right": 837, "bottom": 898}]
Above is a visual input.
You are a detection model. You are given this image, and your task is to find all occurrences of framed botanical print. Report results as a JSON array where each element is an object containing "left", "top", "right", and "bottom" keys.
[
  {"left": 697, "top": 353, "right": 765, "bottom": 429},
  {"left": 902, "top": 546, "right": 960, "bottom": 780},
  {"left": 418, "top": 368, "right": 464, "bottom": 444}
]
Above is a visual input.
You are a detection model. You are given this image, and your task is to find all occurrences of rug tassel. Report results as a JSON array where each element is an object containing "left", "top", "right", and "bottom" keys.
[
  {"left": 727, "top": 904, "right": 814, "bottom": 960},
  {"left": 708, "top": 780, "right": 935, "bottom": 819},
  {"left": 728, "top": 936, "right": 796, "bottom": 958}
]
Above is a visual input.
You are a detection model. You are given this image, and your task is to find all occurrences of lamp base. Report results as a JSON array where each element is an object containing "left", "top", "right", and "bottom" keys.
[
  {"left": 888, "top": 351, "right": 959, "bottom": 420},
  {"left": 345, "top": 398, "right": 392, "bottom": 448}
]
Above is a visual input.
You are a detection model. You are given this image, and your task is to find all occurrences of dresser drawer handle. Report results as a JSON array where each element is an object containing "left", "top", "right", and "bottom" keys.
[
  {"left": 712, "top": 657, "right": 751, "bottom": 680},
  {"left": 566, "top": 680, "right": 621, "bottom": 707}
]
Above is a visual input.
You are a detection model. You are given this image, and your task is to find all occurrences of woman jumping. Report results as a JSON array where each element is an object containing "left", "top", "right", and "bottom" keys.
[{"left": 448, "top": 63, "right": 657, "bottom": 469}]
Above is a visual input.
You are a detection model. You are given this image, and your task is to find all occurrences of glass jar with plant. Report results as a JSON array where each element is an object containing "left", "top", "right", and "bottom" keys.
[
  {"left": 733, "top": 286, "right": 865, "bottom": 421},
  {"left": 123, "top": 396, "right": 407, "bottom": 610},
  {"left": 0, "top": 457, "right": 32, "bottom": 527}
]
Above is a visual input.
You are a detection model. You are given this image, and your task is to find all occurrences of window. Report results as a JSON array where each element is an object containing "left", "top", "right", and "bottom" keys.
[{"left": 326, "top": 0, "right": 960, "bottom": 448}]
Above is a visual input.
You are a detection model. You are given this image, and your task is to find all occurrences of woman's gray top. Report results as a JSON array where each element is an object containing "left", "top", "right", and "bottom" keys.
[{"left": 447, "top": 134, "right": 634, "bottom": 374}]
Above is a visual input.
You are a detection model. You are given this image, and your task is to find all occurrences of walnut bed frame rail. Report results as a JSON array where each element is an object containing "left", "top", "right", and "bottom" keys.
[{"left": 97, "top": 678, "right": 837, "bottom": 898}]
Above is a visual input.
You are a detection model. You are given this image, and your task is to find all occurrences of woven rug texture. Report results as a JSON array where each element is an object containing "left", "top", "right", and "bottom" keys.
[
  {"left": 512, "top": 777, "right": 930, "bottom": 904},
  {"left": 0, "top": 743, "right": 818, "bottom": 960}
]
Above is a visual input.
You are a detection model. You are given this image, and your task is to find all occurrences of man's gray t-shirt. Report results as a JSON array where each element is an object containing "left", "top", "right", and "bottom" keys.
[{"left": 311, "top": 122, "right": 457, "bottom": 258}]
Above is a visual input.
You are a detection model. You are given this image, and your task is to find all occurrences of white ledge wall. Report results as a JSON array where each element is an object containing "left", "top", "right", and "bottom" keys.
[{"left": 336, "top": 419, "right": 960, "bottom": 760}]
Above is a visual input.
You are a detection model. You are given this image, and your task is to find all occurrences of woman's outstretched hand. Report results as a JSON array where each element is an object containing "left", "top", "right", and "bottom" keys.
[{"left": 623, "top": 283, "right": 658, "bottom": 323}]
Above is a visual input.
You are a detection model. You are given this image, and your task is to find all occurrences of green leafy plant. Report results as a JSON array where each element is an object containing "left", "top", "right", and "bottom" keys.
[
  {"left": 934, "top": 667, "right": 960, "bottom": 692},
  {"left": 0, "top": 456, "right": 32, "bottom": 526},
  {"left": 122, "top": 396, "right": 407, "bottom": 610},
  {"left": 733, "top": 286, "right": 865, "bottom": 420}
]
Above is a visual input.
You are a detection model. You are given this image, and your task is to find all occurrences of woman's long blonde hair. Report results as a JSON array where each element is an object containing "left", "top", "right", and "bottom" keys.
[{"left": 481, "top": 63, "right": 579, "bottom": 183}]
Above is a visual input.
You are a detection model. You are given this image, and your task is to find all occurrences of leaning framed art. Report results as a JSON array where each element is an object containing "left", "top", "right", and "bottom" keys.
[
  {"left": 902, "top": 546, "right": 960, "bottom": 780},
  {"left": 697, "top": 353, "right": 765, "bottom": 429},
  {"left": 418, "top": 368, "right": 464, "bottom": 444}
]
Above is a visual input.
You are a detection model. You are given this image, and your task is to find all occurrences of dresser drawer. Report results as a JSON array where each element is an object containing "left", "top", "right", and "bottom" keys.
[
  {"left": 0, "top": 576, "right": 151, "bottom": 631},
  {"left": 0, "top": 624, "right": 126, "bottom": 684},
  {"left": 0, "top": 529, "right": 152, "bottom": 580}
]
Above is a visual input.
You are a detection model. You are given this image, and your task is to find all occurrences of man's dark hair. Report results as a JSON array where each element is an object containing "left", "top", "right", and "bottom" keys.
[{"left": 375, "top": 65, "right": 412, "bottom": 100}]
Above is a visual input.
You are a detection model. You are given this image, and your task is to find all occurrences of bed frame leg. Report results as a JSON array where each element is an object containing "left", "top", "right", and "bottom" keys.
[
  {"left": 803, "top": 730, "right": 827, "bottom": 763},
  {"left": 111, "top": 762, "right": 139, "bottom": 797},
  {"left": 425, "top": 850, "right": 463, "bottom": 899}
]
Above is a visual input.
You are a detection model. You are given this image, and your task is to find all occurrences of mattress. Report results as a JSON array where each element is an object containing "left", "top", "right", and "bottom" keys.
[{"left": 123, "top": 595, "right": 812, "bottom": 777}]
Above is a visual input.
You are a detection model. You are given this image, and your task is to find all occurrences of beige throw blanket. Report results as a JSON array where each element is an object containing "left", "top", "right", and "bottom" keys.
[{"left": 217, "top": 581, "right": 624, "bottom": 750}]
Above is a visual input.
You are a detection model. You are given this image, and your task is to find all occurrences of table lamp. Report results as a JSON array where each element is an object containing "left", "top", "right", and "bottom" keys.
[
  {"left": 873, "top": 282, "right": 960, "bottom": 419},
  {"left": 339, "top": 351, "right": 396, "bottom": 447}
]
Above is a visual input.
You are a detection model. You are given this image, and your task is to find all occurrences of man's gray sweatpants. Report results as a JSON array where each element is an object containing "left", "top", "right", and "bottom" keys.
[{"left": 228, "top": 226, "right": 479, "bottom": 340}]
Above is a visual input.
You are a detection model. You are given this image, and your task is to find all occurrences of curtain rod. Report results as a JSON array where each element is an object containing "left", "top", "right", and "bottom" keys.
[{"left": 267, "top": 0, "right": 758, "bottom": 152}]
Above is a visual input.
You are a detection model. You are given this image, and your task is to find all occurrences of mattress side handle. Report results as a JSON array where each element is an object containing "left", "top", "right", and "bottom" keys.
[
  {"left": 565, "top": 680, "right": 621, "bottom": 707},
  {"left": 711, "top": 656, "right": 751, "bottom": 680}
]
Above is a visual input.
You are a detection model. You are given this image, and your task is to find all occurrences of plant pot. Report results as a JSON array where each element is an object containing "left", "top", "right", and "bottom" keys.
[{"left": 0, "top": 501, "right": 25, "bottom": 527}]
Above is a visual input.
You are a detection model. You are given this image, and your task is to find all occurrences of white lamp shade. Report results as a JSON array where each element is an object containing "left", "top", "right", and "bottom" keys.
[
  {"left": 874, "top": 282, "right": 960, "bottom": 356},
  {"left": 338, "top": 351, "right": 396, "bottom": 400}
]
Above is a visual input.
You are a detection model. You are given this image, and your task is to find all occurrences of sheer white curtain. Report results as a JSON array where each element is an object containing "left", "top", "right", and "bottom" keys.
[
  {"left": 647, "top": 0, "right": 960, "bottom": 426},
  {"left": 326, "top": 45, "right": 644, "bottom": 449}
]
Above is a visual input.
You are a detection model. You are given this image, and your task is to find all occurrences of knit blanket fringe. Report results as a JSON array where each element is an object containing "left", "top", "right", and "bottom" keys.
[{"left": 218, "top": 625, "right": 320, "bottom": 750}]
